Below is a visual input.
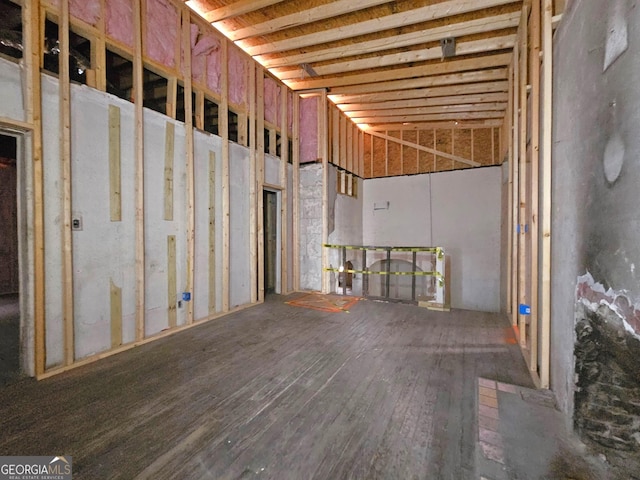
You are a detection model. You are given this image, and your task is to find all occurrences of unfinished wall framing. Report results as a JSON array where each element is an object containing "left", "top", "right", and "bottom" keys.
[{"left": 0, "top": 0, "right": 302, "bottom": 378}]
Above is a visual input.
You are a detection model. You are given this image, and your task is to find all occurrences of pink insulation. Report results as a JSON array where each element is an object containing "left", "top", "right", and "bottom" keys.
[
  {"left": 264, "top": 77, "right": 280, "bottom": 126},
  {"left": 299, "top": 96, "right": 319, "bottom": 163},
  {"left": 187, "top": 24, "right": 221, "bottom": 86},
  {"left": 206, "top": 38, "right": 222, "bottom": 94},
  {"left": 145, "top": 0, "right": 178, "bottom": 68},
  {"left": 106, "top": 0, "right": 134, "bottom": 48},
  {"left": 70, "top": 0, "right": 101, "bottom": 26},
  {"left": 228, "top": 47, "right": 247, "bottom": 107}
]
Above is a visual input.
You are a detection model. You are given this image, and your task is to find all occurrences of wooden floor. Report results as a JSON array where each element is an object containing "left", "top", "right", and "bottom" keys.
[{"left": 0, "top": 294, "right": 533, "bottom": 479}]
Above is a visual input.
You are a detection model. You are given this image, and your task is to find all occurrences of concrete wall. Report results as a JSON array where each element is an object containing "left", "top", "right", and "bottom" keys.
[
  {"left": 551, "top": 0, "right": 640, "bottom": 419},
  {"left": 299, "top": 163, "right": 323, "bottom": 291},
  {"left": 363, "top": 167, "right": 502, "bottom": 312}
]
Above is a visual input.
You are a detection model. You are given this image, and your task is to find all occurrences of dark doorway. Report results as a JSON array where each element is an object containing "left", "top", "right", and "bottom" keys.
[
  {"left": 263, "top": 190, "right": 278, "bottom": 295},
  {"left": 0, "top": 133, "right": 20, "bottom": 386}
]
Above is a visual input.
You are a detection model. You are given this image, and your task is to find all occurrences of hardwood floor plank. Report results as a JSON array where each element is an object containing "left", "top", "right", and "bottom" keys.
[{"left": 0, "top": 295, "right": 533, "bottom": 479}]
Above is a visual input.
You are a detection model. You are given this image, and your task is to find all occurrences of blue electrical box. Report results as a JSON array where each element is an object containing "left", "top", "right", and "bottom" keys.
[
  {"left": 519, "top": 304, "right": 531, "bottom": 315},
  {"left": 182, "top": 292, "right": 191, "bottom": 301}
]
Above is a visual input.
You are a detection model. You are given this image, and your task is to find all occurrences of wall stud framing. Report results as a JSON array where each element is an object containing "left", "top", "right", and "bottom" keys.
[
  {"left": 320, "top": 91, "right": 329, "bottom": 293},
  {"left": 249, "top": 61, "right": 258, "bottom": 303},
  {"left": 208, "top": 151, "right": 216, "bottom": 315},
  {"left": 164, "top": 121, "right": 175, "bottom": 221},
  {"left": 292, "top": 94, "right": 300, "bottom": 291},
  {"left": 280, "top": 84, "right": 289, "bottom": 294},
  {"left": 167, "top": 235, "right": 177, "bottom": 328},
  {"left": 134, "top": 0, "right": 146, "bottom": 341},
  {"left": 60, "top": 0, "right": 74, "bottom": 366},
  {"left": 109, "top": 105, "right": 122, "bottom": 222},
  {"left": 25, "top": 0, "right": 46, "bottom": 375},
  {"left": 221, "top": 39, "right": 230, "bottom": 312},
  {"left": 511, "top": 40, "right": 520, "bottom": 327},
  {"left": 182, "top": 7, "right": 196, "bottom": 324},
  {"left": 110, "top": 279, "right": 123, "bottom": 348},
  {"left": 256, "top": 69, "right": 265, "bottom": 302}
]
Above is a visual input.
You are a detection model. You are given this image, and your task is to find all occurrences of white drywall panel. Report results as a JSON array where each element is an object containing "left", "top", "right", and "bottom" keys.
[
  {"left": 70, "top": 85, "right": 137, "bottom": 358},
  {"left": 143, "top": 109, "right": 188, "bottom": 336},
  {"left": 193, "top": 131, "right": 223, "bottom": 320},
  {"left": 264, "top": 153, "right": 281, "bottom": 187},
  {"left": 0, "top": 57, "right": 25, "bottom": 122},
  {"left": 431, "top": 167, "right": 502, "bottom": 312},
  {"left": 41, "top": 74, "right": 64, "bottom": 368},
  {"left": 363, "top": 175, "right": 431, "bottom": 246},
  {"left": 229, "top": 142, "right": 251, "bottom": 307}
]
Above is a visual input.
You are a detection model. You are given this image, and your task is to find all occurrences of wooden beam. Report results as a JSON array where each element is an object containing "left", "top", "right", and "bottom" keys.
[
  {"left": 60, "top": 0, "right": 74, "bottom": 366},
  {"left": 227, "top": 0, "right": 391, "bottom": 41},
  {"left": 134, "top": 0, "right": 145, "bottom": 341},
  {"left": 25, "top": 0, "right": 45, "bottom": 375},
  {"left": 286, "top": 53, "right": 512, "bottom": 91},
  {"left": 540, "top": 0, "right": 553, "bottom": 389},
  {"left": 338, "top": 93, "right": 509, "bottom": 111},
  {"left": 329, "top": 81, "right": 509, "bottom": 104},
  {"left": 347, "top": 102, "right": 508, "bottom": 118},
  {"left": 292, "top": 94, "right": 300, "bottom": 291},
  {"left": 182, "top": 6, "right": 195, "bottom": 325},
  {"left": 259, "top": 12, "right": 520, "bottom": 68},
  {"left": 203, "top": 0, "right": 285, "bottom": 22},
  {"left": 221, "top": 39, "right": 230, "bottom": 312},
  {"left": 368, "top": 130, "right": 480, "bottom": 167},
  {"left": 352, "top": 111, "right": 504, "bottom": 124},
  {"left": 274, "top": 35, "right": 517, "bottom": 80},
  {"left": 249, "top": 61, "right": 258, "bottom": 304},
  {"left": 366, "top": 120, "right": 504, "bottom": 131},
  {"left": 245, "top": 0, "right": 518, "bottom": 55}
]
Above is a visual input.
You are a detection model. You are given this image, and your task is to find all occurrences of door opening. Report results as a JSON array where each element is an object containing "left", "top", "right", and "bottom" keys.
[
  {"left": 263, "top": 190, "right": 280, "bottom": 295},
  {"left": 0, "top": 133, "right": 20, "bottom": 386}
]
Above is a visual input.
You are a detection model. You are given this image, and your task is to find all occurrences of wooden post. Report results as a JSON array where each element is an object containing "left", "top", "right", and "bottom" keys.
[
  {"left": 256, "top": 70, "right": 265, "bottom": 302},
  {"left": 25, "top": 0, "right": 46, "bottom": 375},
  {"left": 221, "top": 39, "right": 230, "bottom": 312},
  {"left": 249, "top": 61, "right": 257, "bottom": 303},
  {"left": 540, "top": 0, "right": 553, "bottom": 389},
  {"left": 60, "top": 0, "right": 75, "bottom": 366},
  {"left": 280, "top": 85, "right": 289, "bottom": 294},
  {"left": 511, "top": 42, "right": 520, "bottom": 327},
  {"left": 321, "top": 91, "right": 329, "bottom": 293},
  {"left": 506, "top": 64, "right": 513, "bottom": 315},
  {"left": 134, "top": 0, "right": 145, "bottom": 340},
  {"left": 518, "top": 5, "right": 529, "bottom": 349},
  {"left": 530, "top": 0, "right": 542, "bottom": 372},
  {"left": 292, "top": 94, "right": 300, "bottom": 291},
  {"left": 182, "top": 7, "right": 195, "bottom": 324}
]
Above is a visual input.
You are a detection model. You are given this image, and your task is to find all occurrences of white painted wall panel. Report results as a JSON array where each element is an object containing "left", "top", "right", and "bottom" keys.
[
  {"left": 0, "top": 57, "right": 25, "bottom": 122},
  {"left": 143, "top": 110, "right": 187, "bottom": 336},
  {"left": 264, "top": 154, "right": 281, "bottom": 187},
  {"left": 362, "top": 167, "right": 502, "bottom": 312},
  {"left": 193, "top": 131, "right": 223, "bottom": 319},
  {"left": 41, "top": 74, "right": 64, "bottom": 368},
  {"left": 229, "top": 142, "right": 251, "bottom": 307}
]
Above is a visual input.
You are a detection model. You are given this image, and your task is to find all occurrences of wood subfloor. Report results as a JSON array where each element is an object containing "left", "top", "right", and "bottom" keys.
[{"left": 0, "top": 294, "right": 533, "bottom": 479}]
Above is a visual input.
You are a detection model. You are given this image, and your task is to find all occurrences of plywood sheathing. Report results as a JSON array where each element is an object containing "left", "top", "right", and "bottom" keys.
[
  {"left": 403, "top": 130, "right": 418, "bottom": 176},
  {"left": 363, "top": 133, "right": 372, "bottom": 178},
  {"left": 386, "top": 131, "right": 401, "bottom": 176}
]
